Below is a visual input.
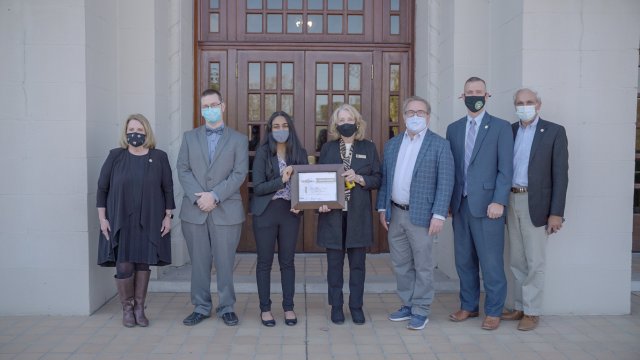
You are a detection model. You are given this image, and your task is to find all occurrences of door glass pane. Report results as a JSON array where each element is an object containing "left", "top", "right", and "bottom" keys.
[
  {"left": 347, "top": 15, "right": 362, "bottom": 34},
  {"left": 390, "top": 0, "right": 400, "bottom": 11},
  {"left": 348, "top": 95, "right": 360, "bottom": 111},
  {"left": 390, "top": 15, "right": 399, "bottom": 35},
  {"left": 389, "top": 95, "right": 399, "bottom": 123},
  {"left": 316, "top": 95, "right": 329, "bottom": 121},
  {"left": 249, "top": 125, "right": 261, "bottom": 151},
  {"left": 328, "top": 15, "right": 342, "bottom": 33},
  {"left": 332, "top": 63, "right": 344, "bottom": 91},
  {"left": 267, "top": 14, "right": 283, "bottom": 33},
  {"left": 307, "top": 14, "right": 323, "bottom": 33},
  {"left": 282, "top": 94, "right": 294, "bottom": 116},
  {"left": 247, "top": 0, "right": 263, "bottom": 9},
  {"left": 316, "top": 64, "right": 328, "bottom": 90},
  {"left": 264, "top": 63, "right": 277, "bottom": 89},
  {"left": 281, "top": 63, "right": 294, "bottom": 90},
  {"left": 348, "top": 64, "right": 360, "bottom": 91},
  {"left": 249, "top": 94, "right": 261, "bottom": 120},
  {"left": 332, "top": 94, "right": 345, "bottom": 109},
  {"left": 267, "top": 0, "right": 283, "bottom": 9},
  {"left": 307, "top": 0, "right": 323, "bottom": 10},
  {"left": 288, "top": 0, "right": 303, "bottom": 9},
  {"left": 316, "top": 125, "right": 328, "bottom": 151},
  {"left": 328, "top": 0, "right": 343, "bottom": 10},
  {"left": 390, "top": 126, "right": 400, "bottom": 138},
  {"left": 247, "top": 14, "right": 263, "bottom": 32},
  {"left": 347, "top": 0, "right": 362, "bottom": 10},
  {"left": 209, "top": 62, "right": 220, "bottom": 90},
  {"left": 210, "top": 0, "right": 220, "bottom": 9},
  {"left": 390, "top": 64, "right": 400, "bottom": 91},
  {"left": 287, "top": 14, "right": 303, "bottom": 33},
  {"left": 265, "top": 94, "right": 277, "bottom": 119},
  {"left": 210, "top": 14, "right": 219, "bottom": 33},
  {"left": 249, "top": 63, "right": 261, "bottom": 90}
]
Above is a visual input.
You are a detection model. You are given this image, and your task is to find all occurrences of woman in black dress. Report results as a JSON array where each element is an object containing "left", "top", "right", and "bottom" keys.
[
  {"left": 97, "top": 114, "right": 175, "bottom": 327},
  {"left": 251, "top": 111, "right": 308, "bottom": 327}
]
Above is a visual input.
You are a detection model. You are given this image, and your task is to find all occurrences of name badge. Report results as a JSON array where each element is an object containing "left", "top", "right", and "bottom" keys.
[{"left": 355, "top": 154, "right": 366, "bottom": 159}]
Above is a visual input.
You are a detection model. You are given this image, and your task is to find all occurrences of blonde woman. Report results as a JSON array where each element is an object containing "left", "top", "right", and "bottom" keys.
[{"left": 97, "top": 114, "right": 175, "bottom": 327}]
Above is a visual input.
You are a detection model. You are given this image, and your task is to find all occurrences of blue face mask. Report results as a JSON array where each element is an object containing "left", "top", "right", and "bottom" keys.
[
  {"left": 201, "top": 107, "right": 222, "bottom": 124},
  {"left": 406, "top": 115, "right": 427, "bottom": 134},
  {"left": 272, "top": 130, "right": 289, "bottom": 143}
]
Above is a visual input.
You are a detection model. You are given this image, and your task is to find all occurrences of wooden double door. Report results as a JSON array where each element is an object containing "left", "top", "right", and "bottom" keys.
[{"left": 199, "top": 48, "right": 410, "bottom": 252}]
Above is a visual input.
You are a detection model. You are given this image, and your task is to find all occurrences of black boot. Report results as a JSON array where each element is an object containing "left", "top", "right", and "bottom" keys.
[
  {"left": 331, "top": 306, "right": 345, "bottom": 324},
  {"left": 115, "top": 275, "right": 135, "bottom": 327},
  {"left": 134, "top": 271, "right": 151, "bottom": 327}
]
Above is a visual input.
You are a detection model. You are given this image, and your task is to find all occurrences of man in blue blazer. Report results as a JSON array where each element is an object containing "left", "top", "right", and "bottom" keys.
[
  {"left": 446, "top": 77, "right": 514, "bottom": 330},
  {"left": 377, "top": 96, "right": 454, "bottom": 330}
]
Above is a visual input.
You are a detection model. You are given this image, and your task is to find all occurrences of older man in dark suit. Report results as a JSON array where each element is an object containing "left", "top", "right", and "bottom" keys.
[{"left": 501, "top": 88, "right": 569, "bottom": 331}]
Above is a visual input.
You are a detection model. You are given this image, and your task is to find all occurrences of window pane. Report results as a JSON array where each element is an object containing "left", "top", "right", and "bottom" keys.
[
  {"left": 316, "top": 95, "right": 329, "bottom": 121},
  {"left": 307, "top": 14, "right": 323, "bottom": 33},
  {"left": 249, "top": 63, "right": 261, "bottom": 90},
  {"left": 390, "top": 126, "right": 399, "bottom": 138},
  {"left": 390, "top": 64, "right": 400, "bottom": 91},
  {"left": 328, "top": 15, "right": 342, "bottom": 33},
  {"left": 265, "top": 63, "right": 277, "bottom": 90},
  {"left": 332, "top": 63, "right": 344, "bottom": 91},
  {"left": 288, "top": 0, "right": 303, "bottom": 9},
  {"left": 390, "top": 0, "right": 399, "bottom": 11},
  {"left": 287, "top": 14, "right": 303, "bottom": 33},
  {"left": 247, "top": 14, "right": 263, "bottom": 32},
  {"left": 249, "top": 94, "right": 261, "bottom": 120},
  {"left": 247, "top": 0, "right": 263, "bottom": 9},
  {"left": 348, "top": 95, "right": 360, "bottom": 111},
  {"left": 282, "top": 94, "right": 294, "bottom": 116},
  {"left": 347, "top": 0, "right": 362, "bottom": 10},
  {"left": 390, "top": 15, "right": 399, "bottom": 35},
  {"left": 307, "top": 0, "right": 323, "bottom": 10},
  {"left": 282, "top": 63, "right": 294, "bottom": 90},
  {"left": 316, "top": 63, "right": 328, "bottom": 90},
  {"left": 267, "top": 0, "right": 283, "bottom": 9},
  {"left": 265, "top": 94, "right": 277, "bottom": 119},
  {"left": 267, "top": 14, "right": 283, "bottom": 33},
  {"left": 209, "top": 62, "right": 220, "bottom": 90},
  {"left": 209, "top": 13, "right": 219, "bottom": 33},
  {"left": 333, "top": 94, "right": 344, "bottom": 109},
  {"left": 316, "top": 125, "right": 328, "bottom": 151},
  {"left": 389, "top": 95, "right": 399, "bottom": 123},
  {"left": 347, "top": 15, "right": 362, "bottom": 34},
  {"left": 328, "top": 0, "right": 342, "bottom": 10},
  {"left": 348, "top": 64, "right": 360, "bottom": 91},
  {"left": 249, "top": 125, "right": 261, "bottom": 151},
  {"left": 210, "top": 0, "right": 220, "bottom": 9}
]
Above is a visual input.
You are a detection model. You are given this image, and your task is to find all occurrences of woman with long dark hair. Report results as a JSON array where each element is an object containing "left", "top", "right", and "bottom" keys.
[{"left": 251, "top": 111, "right": 308, "bottom": 327}]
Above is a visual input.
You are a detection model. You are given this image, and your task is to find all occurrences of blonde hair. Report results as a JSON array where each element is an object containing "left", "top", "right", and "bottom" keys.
[
  {"left": 119, "top": 114, "right": 156, "bottom": 149},
  {"left": 327, "top": 104, "right": 367, "bottom": 141}
]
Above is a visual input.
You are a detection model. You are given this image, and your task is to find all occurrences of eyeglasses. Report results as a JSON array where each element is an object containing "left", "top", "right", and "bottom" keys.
[
  {"left": 404, "top": 110, "right": 428, "bottom": 117},
  {"left": 202, "top": 103, "right": 223, "bottom": 109}
]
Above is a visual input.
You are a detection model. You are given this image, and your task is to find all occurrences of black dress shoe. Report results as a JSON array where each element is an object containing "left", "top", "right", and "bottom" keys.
[
  {"left": 183, "top": 312, "right": 209, "bottom": 326},
  {"left": 261, "top": 312, "right": 276, "bottom": 327},
  {"left": 350, "top": 307, "right": 366, "bottom": 325},
  {"left": 221, "top": 312, "right": 239, "bottom": 326},
  {"left": 331, "top": 306, "right": 345, "bottom": 324},
  {"left": 284, "top": 311, "right": 297, "bottom": 326}
]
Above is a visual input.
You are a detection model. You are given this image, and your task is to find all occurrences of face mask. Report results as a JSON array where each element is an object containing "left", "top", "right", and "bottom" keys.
[
  {"left": 515, "top": 105, "right": 537, "bottom": 121},
  {"left": 464, "top": 95, "right": 486, "bottom": 112},
  {"left": 272, "top": 129, "right": 289, "bottom": 143},
  {"left": 336, "top": 123, "right": 357, "bottom": 138},
  {"left": 406, "top": 116, "right": 427, "bottom": 134},
  {"left": 127, "top": 132, "right": 146, "bottom": 147},
  {"left": 201, "top": 107, "right": 222, "bottom": 124}
]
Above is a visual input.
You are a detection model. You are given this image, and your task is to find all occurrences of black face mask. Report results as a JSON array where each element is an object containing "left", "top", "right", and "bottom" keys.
[
  {"left": 127, "top": 132, "right": 146, "bottom": 147},
  {"left": 336, "top": 123, "right": 357, "bottom": 138},
  {"left": 464, "top": 95, "right": 486, "bottom": 112}
]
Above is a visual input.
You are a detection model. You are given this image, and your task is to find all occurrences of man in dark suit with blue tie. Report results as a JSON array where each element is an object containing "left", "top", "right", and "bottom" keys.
[
  {"left": 377, "top": 96, "right": 454, "bottom": 330},
  {"left": 446, "top": 77, "right": 514, "bottom": 330}
]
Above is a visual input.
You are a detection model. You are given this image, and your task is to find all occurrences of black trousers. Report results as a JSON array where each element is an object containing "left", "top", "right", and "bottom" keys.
[
  {"left": 326, "top": 211, "right": 367, "bottom": 309},
  {"left": 253, "top": 198, "right": 301, "bottom": 312}
]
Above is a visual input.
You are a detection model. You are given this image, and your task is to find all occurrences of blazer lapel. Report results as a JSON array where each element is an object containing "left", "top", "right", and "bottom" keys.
[
  {"left": 470, "top": 113, "right": 491, "bottom": 164},
  {"left": 387, "top": 136, "right": 402, "bottom": 192},
  {"left": 413, "top": 131, "right": 433, "bottom": 177},
  {"left": 197, "top": 126, "right": 210, "bottom": 166},
  {"left": 529, "top": 118, "right": 547, "bottom": 163}
]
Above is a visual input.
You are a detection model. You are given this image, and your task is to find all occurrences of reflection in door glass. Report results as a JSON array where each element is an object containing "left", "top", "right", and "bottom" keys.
[
  {"left": 348, "top": 95, "right": 361, "bottom": 111},
  {"left": 209, "top": 63, "right": 220, "bottom": 90},
  {"left": 389, "top": 95, "right": 399, "bottom": 123},
  {"left": 287, "top": 14, "right": 303, "bottom": 33},
  {"left": 247, "top": 14, "right": 263, "bottom": 32},
  {"left": 316, "top": 95, "right": 329, "bottom": 122},
  {"left": 328, "top": 15, "right": 343, "bottom": 34},
  {"left": 264, "top": 63, "right": 277, "bottom": 90},
  {"left": 210, "top": 0, "right": 219, "bottom": 9},
  {"left": 249, "top": 63, "right": 261, "bottom": 90},
  {"left": 390, "top": 126, "right": 400, "bottom": 138},
  {"left": 333, "top": 95, "right": 345, "bottom": 109},
  {"left": 332, "top": 64, "right": 345, "bottom": 91},
  {"left": 390, "top": 64, "right": 400, "bottom": 91},
  {"left": 281, "top": 63, "right": 294, "bottom": 90},
  {"left": 265, "top": 94, "right": 277, "bottom": 119},
  {"left": 390, "top": 0, "right": 400, "bottom": 11},
  {"left": 348, "top": 64, "right": 360, "bottom": 91},
  {"left": 307, "top": 14, "right": 323, "bottom": 33},
  {"left": 248, "top": 125, "right": 261, "bottom": 151},
  {"left": 210, "top": 14, "right": 219, "bottom": 33},
  {"left": 316, "top": 125, "right": 328, "bottom": 152},
  {"left": 282, "top": 94, "right": 294, "bottom": 116},
  {"left": 347, "top": 15, "right": 362, "bottom": 34},
  {"left": 390, "top": 15, "right": 399, "bottom": 35},
  {"left": 248, "top": 94, "right": 261, "bottom": 120},
  {"left": 316, "top": 64, "right": 328, "bottom": 90}
]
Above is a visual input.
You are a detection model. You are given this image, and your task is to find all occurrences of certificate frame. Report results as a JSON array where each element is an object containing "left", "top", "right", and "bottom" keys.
[{"left": 290, "top": 164, "right": 345, "bottom": 210}]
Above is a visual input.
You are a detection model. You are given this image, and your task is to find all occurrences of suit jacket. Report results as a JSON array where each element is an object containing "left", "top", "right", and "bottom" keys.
[
  {"left": 376, "top": 129, "right": 454, "bottom": 227},
  {"left": 512, "top": 118, "right": 569, "bottom": 227},
  {"left": 176, "top": 125, "right": 249, "bottom": 225},
  {"left": 446, "top": 112, "right": 514, "bottom": 218},
  {"left": 316, "top": 139, "right": 382, "bottom": 249}
]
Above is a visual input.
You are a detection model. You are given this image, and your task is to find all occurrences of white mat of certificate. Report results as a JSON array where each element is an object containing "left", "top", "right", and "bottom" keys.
[{"left": 298, "top": 172, "right": 337, "bottom": 202}]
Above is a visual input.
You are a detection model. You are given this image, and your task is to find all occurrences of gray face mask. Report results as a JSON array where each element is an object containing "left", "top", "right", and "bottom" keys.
[{"left": 272, "top": 129, "right": 289, "bottom": 143}]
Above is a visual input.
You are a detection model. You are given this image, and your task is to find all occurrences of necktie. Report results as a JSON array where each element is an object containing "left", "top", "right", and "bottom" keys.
[
  {"left": 464, "top": 119, "right": 477, "bottom": 195},
  {"left": 206, "top": 126, "right": 224, "bottom": 136}
]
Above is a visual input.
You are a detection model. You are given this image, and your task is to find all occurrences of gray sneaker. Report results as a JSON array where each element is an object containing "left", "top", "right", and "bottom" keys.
[
  {"left": 388, "top": 306, "right": 412, "bottom": 321},
  {"left": 407, "top": 314, "right": 429, "bottom": 330}
]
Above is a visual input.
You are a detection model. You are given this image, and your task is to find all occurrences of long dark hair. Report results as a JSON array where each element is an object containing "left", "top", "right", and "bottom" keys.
[{"left": 263, "top": 111, "right": 307, "bottom": 165}]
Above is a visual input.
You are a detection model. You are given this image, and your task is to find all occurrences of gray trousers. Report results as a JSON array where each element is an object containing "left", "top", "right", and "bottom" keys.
[
  {"left": 388, "top": 207, "right": 434, "bottom": 317},
  {"left": 182, "top": 217, "right": 242, "bottom": 317}
]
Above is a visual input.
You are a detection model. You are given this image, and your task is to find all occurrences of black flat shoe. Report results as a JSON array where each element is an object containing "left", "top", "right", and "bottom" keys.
[
  {"left": 331, "top": 306, "right": 345, "bottom": 324},
  {"left": 350, "top": 307, "right": 366, "bottom": 325},
  {"left": 183, "top": 312, "right": 210, "bottom": 326},
  {"left": 284, "top": 311, "right": 297, "bottom": 326},
  {"left": 261, "top": 312, "right": 276, "bottom": 327},
  {"left": 221, "top": 312, "right": 239, "bottom": 326}
]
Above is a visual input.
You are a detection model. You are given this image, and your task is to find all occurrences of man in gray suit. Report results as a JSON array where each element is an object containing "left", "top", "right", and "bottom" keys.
[
  {"left": 446, "top": 77, "right": 514, "bottom": 330},
  {"left": 377, "top": 96, "right": 454, "bottom": 330},
  {"left": 177, "top": 89, "right": 248, "bottom": 326},
  {"left": 501, "top": 88, "right": 568, "bottom": 331}
]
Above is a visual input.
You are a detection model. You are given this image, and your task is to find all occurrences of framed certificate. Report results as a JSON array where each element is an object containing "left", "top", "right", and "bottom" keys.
[{"left": 290, "top": 164, "right": 345, "bottom": 210}]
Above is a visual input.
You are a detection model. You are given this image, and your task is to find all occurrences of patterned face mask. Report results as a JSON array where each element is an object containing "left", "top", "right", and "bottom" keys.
[{"left": 127, "top": 132, "right": 146, "bottom": 147}]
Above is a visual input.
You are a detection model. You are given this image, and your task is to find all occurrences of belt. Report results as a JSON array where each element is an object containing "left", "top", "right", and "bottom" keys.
[
  {"left": 391, "top": 201, "right": 409, "bottom": 211},
  {"left": 511, "top": 186, "right": 528, "bottom": 193}
]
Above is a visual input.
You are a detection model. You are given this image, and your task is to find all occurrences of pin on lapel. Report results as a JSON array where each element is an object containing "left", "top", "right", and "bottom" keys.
[
  {"left": 540, "top": 129, "right": 544, "bottom": 133},
  {"left": 484, "top": 125, "right": 489, "bottom": 129},
  {"left": 149, "top": 158, "right": 153, "bottom": 163}
]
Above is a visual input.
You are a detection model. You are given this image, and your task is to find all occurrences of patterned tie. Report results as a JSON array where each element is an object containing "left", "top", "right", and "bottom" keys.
[
  {"left": 339, "top": 138, "right": 353, "bottom": 201},
  {"left": 464, "top": 118, "right": 477, "bottom": 195},
  {"left": 206, "top": 126, "right": 224, "bottom": 136}
]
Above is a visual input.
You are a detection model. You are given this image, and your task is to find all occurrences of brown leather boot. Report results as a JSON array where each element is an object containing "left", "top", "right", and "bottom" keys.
[
  {"left": 501, "top": 309, "right": 524, "bottom": 321},
  {"left": 115, "top": 275, "right": 135, "bottom": 327},
  {"left": 134, "top": 270, "right": 151, "bottom": 327}
]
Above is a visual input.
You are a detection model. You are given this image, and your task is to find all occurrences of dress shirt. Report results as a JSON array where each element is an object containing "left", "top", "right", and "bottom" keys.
[
  {"left": 206, "top": 123, "right": 224, "bottom": 202},
  {"left": 512, "top": 116, "right": 539, "bottom": 187}
]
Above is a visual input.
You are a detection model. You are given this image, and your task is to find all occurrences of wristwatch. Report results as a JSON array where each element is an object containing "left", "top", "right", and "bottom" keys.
[{"left": 165, "top": 213, "right": 174, "bottom": 219}]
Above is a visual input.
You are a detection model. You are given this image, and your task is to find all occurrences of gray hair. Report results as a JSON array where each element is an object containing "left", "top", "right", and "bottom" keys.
[
  {"left": 513, "top": 88, "right": 542, "bottom": 105},
  {"left": 402, "top": 96, "right": 431, "bottom": 115}
]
